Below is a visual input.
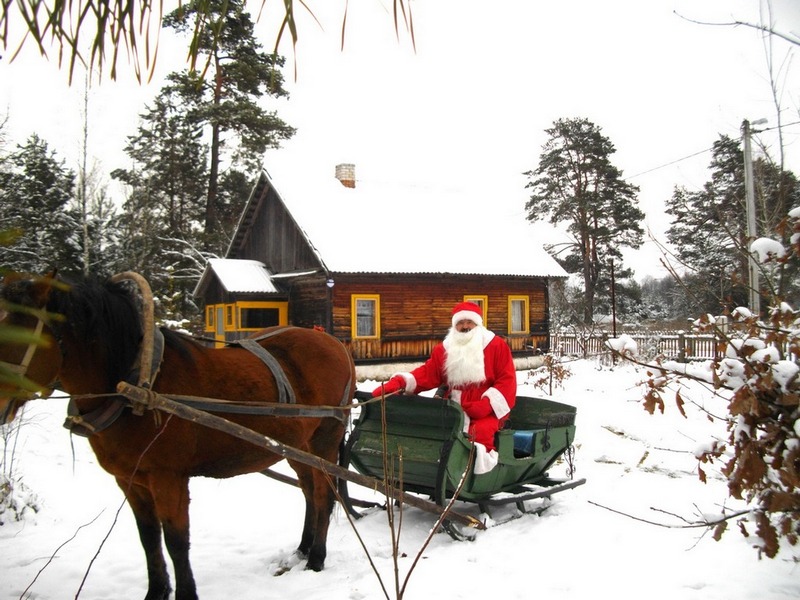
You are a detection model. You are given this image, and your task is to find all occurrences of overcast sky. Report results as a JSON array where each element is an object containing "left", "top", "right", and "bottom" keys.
[{"left": 1, "top": 0, "right": 799, "bottom": 279}]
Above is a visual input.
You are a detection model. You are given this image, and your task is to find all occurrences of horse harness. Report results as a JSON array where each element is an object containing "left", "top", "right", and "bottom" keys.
[
  {"left": 64, "top": 327, "right": 349, "bottom": 437},
  {"left": 64, "top": 326, "right": 165, "bottom": 436}
]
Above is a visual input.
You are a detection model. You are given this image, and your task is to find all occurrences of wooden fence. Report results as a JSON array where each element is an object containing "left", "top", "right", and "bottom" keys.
[{"left": 551, "top": 330, "right": 720, "bottom": 362}]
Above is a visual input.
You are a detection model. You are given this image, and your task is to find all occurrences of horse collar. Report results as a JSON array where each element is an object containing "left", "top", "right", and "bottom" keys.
[
  {"left": 127, "top": 327, "right": 165, "bottom": 390},
  {"left": 63, "top": 327, "right": 166, "bottom": 436}
]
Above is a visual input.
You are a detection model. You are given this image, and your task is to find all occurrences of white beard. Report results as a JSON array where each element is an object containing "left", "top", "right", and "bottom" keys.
[{"left": 443, "top": 326, "right": 486, "bottom": 386}]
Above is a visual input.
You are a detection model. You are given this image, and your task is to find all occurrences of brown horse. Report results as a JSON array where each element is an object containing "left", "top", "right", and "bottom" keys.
[{"left": 0, "top": 272, "right": 356, "bottom": 600}]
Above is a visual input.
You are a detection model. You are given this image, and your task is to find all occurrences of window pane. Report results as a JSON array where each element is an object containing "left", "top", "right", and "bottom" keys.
[
  {"left": 466, "top": 298, "right": 485, "bottom": 313},
  {"left": 511, "top": 300, "right": 525, "bottom": 332},
  {"left": 241, "top": 308, "right": 280, "bottom": 329},
  {"left": 356, "top": 299, "right": 376, "bottom": 337}
]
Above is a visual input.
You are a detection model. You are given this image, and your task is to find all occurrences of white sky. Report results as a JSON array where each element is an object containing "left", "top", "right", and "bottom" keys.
[{"left": 1, "top": 0, "right": 800, "bottom": 279}]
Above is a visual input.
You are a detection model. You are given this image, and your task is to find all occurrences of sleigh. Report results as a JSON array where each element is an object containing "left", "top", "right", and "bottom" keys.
[{"left": 340, "top": 391, "right": 585, "bottom": 539}]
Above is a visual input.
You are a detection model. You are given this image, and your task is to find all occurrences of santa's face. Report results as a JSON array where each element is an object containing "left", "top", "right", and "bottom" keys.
[{"left": 454, "top": 319, "right": 478, "bottom": 333}]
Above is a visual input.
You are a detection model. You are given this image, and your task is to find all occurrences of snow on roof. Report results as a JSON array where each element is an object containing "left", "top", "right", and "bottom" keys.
[
  {"left": 201, "top": 259, "right": 279, "bottom": 294},
  {"left": 263, "top": 164, "right": 567, "bottom": 278}
]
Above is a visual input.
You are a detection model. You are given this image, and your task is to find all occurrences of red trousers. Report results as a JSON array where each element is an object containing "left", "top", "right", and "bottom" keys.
[{"left": 468, "top": 415, "right": 503, "bottom": 451}]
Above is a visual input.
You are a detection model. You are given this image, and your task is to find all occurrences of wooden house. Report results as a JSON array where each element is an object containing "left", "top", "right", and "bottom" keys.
[{"left": 193, "top": 164, "right": 567, "bottom": 363}]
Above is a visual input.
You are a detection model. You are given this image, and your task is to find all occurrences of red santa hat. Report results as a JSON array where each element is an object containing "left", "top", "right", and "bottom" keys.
[{"left": 451, "top": 301, "right": 483, "bottom": 327}]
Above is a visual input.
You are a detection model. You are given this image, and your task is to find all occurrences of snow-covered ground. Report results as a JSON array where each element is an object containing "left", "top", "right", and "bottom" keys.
[{"left": 1, "top": 359, "right": 798, "bottom": 599}]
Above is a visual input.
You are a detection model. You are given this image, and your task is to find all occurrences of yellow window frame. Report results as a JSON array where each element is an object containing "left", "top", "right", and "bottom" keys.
[
  {"left": 463, "top": 295, "right": 488, "bottom": 320},
  {"left": 508, "top": 296, "right": 530, "bottom": 334},
  {"left": 351, "top": 294, "right": 381, "bottom": 339},
  {"left": 205, "top": 305, "right": 215, "bottom": 332},
  {"left": 225, "top": 304, "right": 236, "bottom": 330},
  {"left": 236, "top": 301, "right": 288, "bottom": 331}
]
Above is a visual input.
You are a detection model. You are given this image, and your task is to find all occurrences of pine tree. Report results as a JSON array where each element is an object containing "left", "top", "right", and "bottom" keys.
[
  {"left": 0, "top": 135, "right": 78, "bottom": 273},
  {"left": 111, "top": 89, "right": 209, "bottom": 321},
  {"left": 665, "top": 135, "right": 800, "bottom": 314},
  {"left": 524, "top": 117, "right": 644, "bottom": 325},
  {"left": 163, "top": 0, "right": 296, "bottom": 251}
]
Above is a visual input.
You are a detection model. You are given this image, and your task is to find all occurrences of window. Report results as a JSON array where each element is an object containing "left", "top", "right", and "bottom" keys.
[
  {"left": 225, "top": 304, "right": 235, "bottom": 330},
  {"left": 240, "top": 307, "right": 280, "bottom": 329},
  {"left": 508, "top": 296, "right": 530, "bottom": 334},
  {"left": 205, "top": 305, "right": 215, "bottom": 332},
  {"left": 352, "top": 295, "right": 380, "bottom": 338},
  {"left": 464, "top": 295, "right": 488, "bottom": 319},
  {"left": 237, "top": 302, "right": 287, "bottom": 331}
]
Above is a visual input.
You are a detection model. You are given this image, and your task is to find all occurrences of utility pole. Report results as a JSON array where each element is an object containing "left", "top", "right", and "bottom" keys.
[{"left": 742, "top": 118, "right": 766, "bottom": 316}]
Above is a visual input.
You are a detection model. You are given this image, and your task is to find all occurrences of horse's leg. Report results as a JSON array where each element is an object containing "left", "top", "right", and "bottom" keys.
[
  {"left": 149, "top": 472, "right": 198, "bottom": 600},
  {"left": 119, "top": 479, "right": 172, "bottom": 600},
  {"left": 289, "top": 419, "right": 345, "bottom": 571},
  {"left": 288, "top": 460, "right": 327, "bottom": 571}
]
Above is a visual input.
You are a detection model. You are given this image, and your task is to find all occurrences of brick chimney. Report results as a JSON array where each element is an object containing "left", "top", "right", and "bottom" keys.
[{"left": 335, "top": 163, "right": 356, "bottom": 188}]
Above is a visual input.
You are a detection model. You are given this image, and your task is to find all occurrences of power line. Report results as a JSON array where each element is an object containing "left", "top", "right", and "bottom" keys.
[
  {"left": 626, "top": 147, "right": 713, "bottom": 180},
  {"left": 625, "top": 119, "right": 800, "bottom": 181}
]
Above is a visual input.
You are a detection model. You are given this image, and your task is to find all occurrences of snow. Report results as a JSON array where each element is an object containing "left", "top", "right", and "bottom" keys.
[
  {"left": 2, "top": 359, "right": 799, "bottom": 600},
  {"left": 262, "top": 165, "right": 568, "bottom": 278},
  {"left": 606, "top": 334, "right": 638, "bottom": 357},
  {"left": 751, "top": 238, "right": 787, "bottom": 262},
  {"left": 199, "top": 259, "right": 279, "bottom": 294}
]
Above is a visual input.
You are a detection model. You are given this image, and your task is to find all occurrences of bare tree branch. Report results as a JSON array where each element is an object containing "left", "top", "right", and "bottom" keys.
[{"left": 674, "top": 10, "right": 800, "bottom": 47}]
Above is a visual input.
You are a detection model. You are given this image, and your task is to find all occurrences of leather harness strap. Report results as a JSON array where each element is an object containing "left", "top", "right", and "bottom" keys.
[
  {"left": 64, "top": 296, "right": 352, "bottom": 434},
  {"left": 235, "top": 336, "right": 296, "bottom": 405},
  {"left": 65, "top": 397, "right": 127, "bottom": 436}
]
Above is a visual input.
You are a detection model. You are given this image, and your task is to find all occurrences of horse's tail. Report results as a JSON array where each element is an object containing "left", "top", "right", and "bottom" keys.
[{"left": 336, "top": 334, "right": 357, "bottom": 409}]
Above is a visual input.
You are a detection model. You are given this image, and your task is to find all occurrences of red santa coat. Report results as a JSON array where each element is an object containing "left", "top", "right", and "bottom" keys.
[{"left": 396, "top": 329, "right": 517, "bottom": 451}]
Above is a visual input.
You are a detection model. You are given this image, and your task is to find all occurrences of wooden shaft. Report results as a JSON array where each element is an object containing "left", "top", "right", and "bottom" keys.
[{"left": 117, "top": 382, "right": 485, "bottom": 530}]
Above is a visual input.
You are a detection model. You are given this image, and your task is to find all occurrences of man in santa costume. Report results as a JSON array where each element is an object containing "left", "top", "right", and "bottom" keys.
[{"left": 371, "top": 301, "right": 517, "bottom": 473}]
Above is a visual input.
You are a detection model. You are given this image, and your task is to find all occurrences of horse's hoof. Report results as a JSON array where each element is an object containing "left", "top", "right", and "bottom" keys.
[
  {"left": 305, "top": 559, "right": 325, "bottom": 572},
  {"left": 271, "top": 550, "right": 303, "bottom": 576}
]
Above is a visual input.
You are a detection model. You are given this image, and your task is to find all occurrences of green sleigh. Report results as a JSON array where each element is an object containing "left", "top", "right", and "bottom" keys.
[{"left": 341, "top": 391, "right": 586, "bottom": 539}]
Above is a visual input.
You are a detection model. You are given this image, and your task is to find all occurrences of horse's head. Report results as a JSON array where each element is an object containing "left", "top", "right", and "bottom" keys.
[{"left": 0, "top": 272, "right": 63, "bottom": 424}]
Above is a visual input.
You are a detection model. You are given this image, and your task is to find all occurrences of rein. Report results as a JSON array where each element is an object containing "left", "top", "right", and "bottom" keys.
[{"left": 63, "top": 388, "right": 374, "bottom": 434}]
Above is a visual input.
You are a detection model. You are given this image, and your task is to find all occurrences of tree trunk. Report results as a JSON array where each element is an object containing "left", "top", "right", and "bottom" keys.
[
  {"left": 582, "top": 235, "right": 594, "bottom": 325},
  {"left": 205, "top": 55, "right": 222, "bottom": 246}
]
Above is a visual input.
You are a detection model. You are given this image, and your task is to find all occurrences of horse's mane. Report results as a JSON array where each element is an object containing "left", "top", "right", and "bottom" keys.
[
  {"left": 48, "top": 275, "right": 143, "bottom": 388},
  {"left": 161, "top": 327, "right": 198, "bottom": 362}
]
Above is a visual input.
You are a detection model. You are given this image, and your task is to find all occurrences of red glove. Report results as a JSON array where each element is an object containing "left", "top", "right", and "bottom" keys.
[
  {"left": 371, "top": 375, "right": 406, "bottom": 397},
  {"left": 461, "top": 396, "right": 493, "bottom": 419}
]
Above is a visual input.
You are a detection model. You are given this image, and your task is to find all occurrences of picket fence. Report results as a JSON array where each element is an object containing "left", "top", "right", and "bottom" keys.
[{"left": 551, "top": 330, "right": 720, "bottom": 362}]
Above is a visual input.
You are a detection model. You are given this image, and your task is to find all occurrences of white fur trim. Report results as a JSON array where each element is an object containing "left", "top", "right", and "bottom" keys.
[
  {"left": 483, "top": 387, "right": 512, "bottom": 419},
  {"left": 451, "top": 309, "right": 483, "bottom": 327},
  {"left": 472, "top": 443, "right": 499, "bottom": 474},
  {"left": 396, "top": 372, "right": 417, "bottom": 394}
]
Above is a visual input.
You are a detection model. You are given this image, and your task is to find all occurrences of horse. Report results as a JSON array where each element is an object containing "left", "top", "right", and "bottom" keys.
[{"left": 0, "top": 271, "right": 356, "bottom": 600}]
